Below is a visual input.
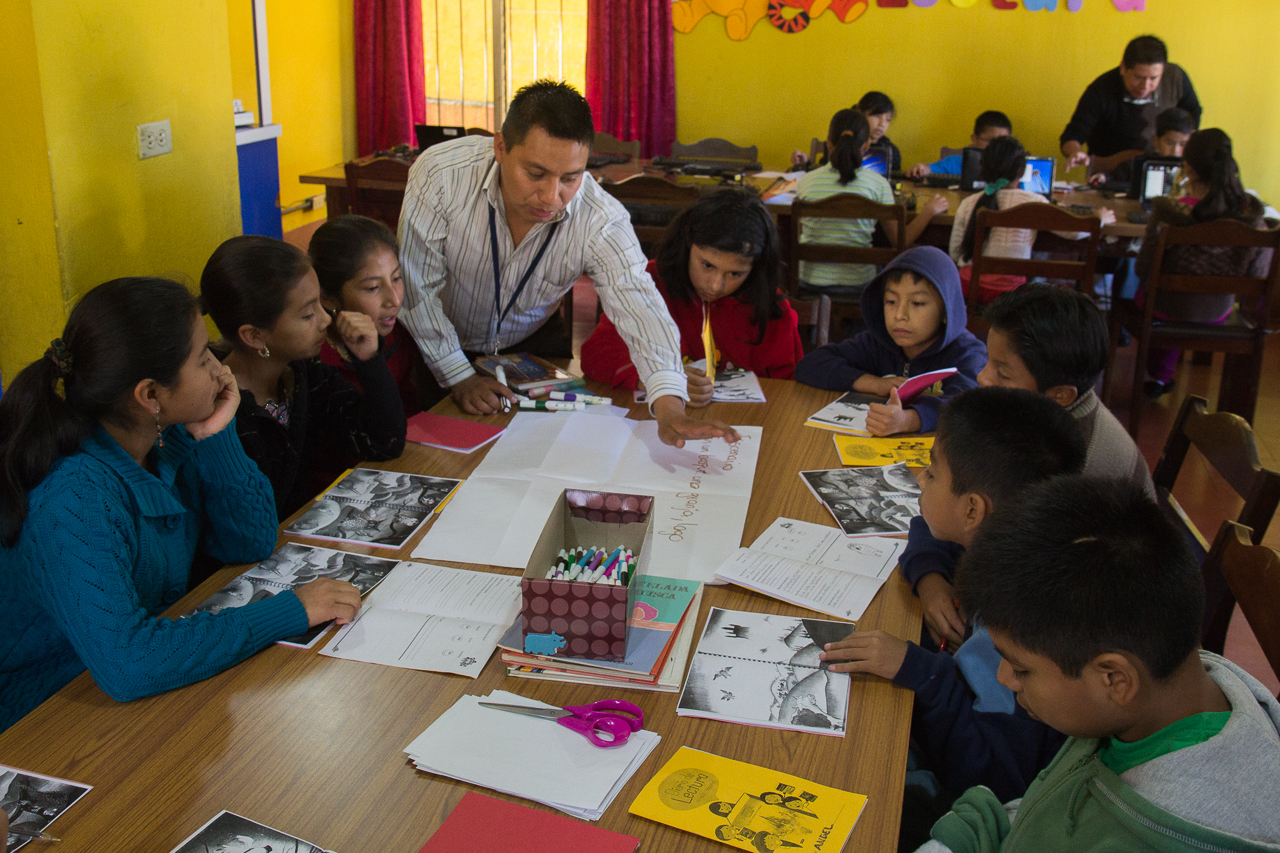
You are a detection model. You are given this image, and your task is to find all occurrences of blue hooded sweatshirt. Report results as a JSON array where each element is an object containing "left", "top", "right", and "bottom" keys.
[{"left": 794, "top": 246, "right": 987, "bottom": 432}]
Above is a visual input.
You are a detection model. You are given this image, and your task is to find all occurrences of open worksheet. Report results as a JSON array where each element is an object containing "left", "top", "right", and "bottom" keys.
[
  {"left": 715, "top": 517, "right": 906, "bottom": 621},
  {"left": 320, "top": 562, "right": 521, "bottom": 676}
]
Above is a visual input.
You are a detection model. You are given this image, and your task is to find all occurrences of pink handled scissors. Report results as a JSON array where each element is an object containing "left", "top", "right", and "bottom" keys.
[{"left": 478, "top": 699, "right": 644, "bottom": 748}]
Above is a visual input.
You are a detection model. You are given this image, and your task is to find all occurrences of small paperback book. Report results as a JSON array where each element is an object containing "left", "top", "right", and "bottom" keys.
[
  {"left": 407, "top": 411, "right": 505, "bottom": 453},
  {"left": 676, "top": 608, "right": 853, "bottom": 736},
  {"left": 635, "top": 361, "right": 765, "bottom": 404},
  {"left": 629, "top": 746, "right": 867, "bottom": 853},
  {"left": 800, "top": 463, "right": 920, "bottom": 537},
  {"left": 183, "top": 542, "right": 400, "bottom": 648},
  {"left": 320, "top": 561, "right": 521, "bottom": 677},
  {"left": 895, "top": 367, "right": 958, "bottom": 403},
  {"left": 286, "top": 467, "right": 462, "bottom": 549},
  {"left": 803, "top": 392, "right": 880, "bottom": 436},
  {"left": 418, "top": 791, "right": 639, "bottom": 853},
  {"left": 474, "top": 352, "right": 575, "bottom": 393},
  {"left": 833, "top": 435, "right": 933, "bottom": 468},
  {"left": 1, "top": 765, "right": 92, "bottom": 853},
  {"left": 167, "top": 811, "right": 326, "bottom": 853},
  {"left": 715, "top": 517, "right": 906, "bottom": 621}
]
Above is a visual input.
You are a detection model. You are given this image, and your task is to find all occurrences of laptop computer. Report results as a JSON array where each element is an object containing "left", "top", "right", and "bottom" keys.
[
  {"left": 415, "top": 125, "right": 467, "bottom": 151},
  {"left": 1135, "top": 157, "right": 1182, "bottom": 203},
  {"left": 861, "top": 149, "right": 889, "bottom": 177},
  {"left": 960, "top": 147, "right": 983, "bottom": 191},
  {"left": 1018, "top": 157, "right": 1055, "bottom": 200}
]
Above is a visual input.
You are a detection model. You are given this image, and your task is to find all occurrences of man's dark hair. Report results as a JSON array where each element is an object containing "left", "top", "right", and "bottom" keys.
[
  {"left": 501, "top": 79, "right": 595, "bottom": 148},
  {"left": 1122, "top": 35, "right": 1168, "bottom": 68},
  {"left": 973, "top": 110, "right": 1012, "bottom": 136},
  {"left": 982, "top": 285, "right": 1108, "bottom": 394},
  {"left": 956, "top": 476, "right": 1203, "bottom": 680},
  {"left": 1156, "top": 107, "right": 1197, "bottom": 138},
  {"left": 935, "top": 387, "right": 1086, "bottom": 507}
]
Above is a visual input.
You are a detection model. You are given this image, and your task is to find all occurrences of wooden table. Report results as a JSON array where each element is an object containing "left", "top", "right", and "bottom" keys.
[{"left": 0, "top": 378, "right": 922, "bottom": 853}]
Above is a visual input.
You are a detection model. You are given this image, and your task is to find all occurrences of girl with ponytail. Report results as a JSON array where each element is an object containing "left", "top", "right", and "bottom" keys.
[
  {"left": 1135, "top": 128, "right": 1271, "bottom": 396},
  {"left": 949, "top": 136, "right": 1115, "bottom": 303},
  {"left": 0, "top": 278, "right": 361, "bottom": 733},
  {"left": 796, "top": 109, "right": 947, "bottom": 295},
  {"left": 582, "top": 188, "right": 802, "bottom": 404}
]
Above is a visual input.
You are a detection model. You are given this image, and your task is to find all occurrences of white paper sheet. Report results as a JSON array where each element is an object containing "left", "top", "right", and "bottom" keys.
[
  {"left": 715, "top": 518, "right": 906, "bottom": 621},
  {"left": 404, "top": 690, "right": 661, "bottom": 820},
  {"left": 319, "top": 562, "right": 520, "bottom": 676},
  {"left": 413, "top": 412, "right": 762, "bottom": 583}
]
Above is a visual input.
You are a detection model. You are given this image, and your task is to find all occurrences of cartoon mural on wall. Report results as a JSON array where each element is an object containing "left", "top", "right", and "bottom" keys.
[{"left": 672, "top": 0, "right": 1144, "bottom": 41}]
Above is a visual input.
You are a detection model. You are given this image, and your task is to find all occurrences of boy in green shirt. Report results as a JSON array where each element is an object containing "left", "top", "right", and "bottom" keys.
[{"left": 919, "top": 476, "right": 1280, "bottom": 852}]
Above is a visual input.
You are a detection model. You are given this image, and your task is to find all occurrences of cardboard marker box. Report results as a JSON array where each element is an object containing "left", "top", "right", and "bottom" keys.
[{"left": 520, "top": 489, "right": 655, "bottom": 661}]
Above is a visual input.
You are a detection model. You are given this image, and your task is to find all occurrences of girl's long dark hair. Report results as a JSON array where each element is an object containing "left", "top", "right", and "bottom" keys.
[
  {"left": 960, "top": 135, "right": 1028, "bottom": 263},
  {"left": 0, "top": 278, "right": 199, "bottom": 545},
  {"left": 657, "top": 188, "right": 784, "bottom": 345},
  {"left": 201, "top": 235, "right": 313, "bottom": 345},
  {"left": 827, "top": 109, "right": 870, "bottom": 186},
  {"left": 308, "top": 214, "right": 399, "bottom": 299},
  {"left": 1183, "top": 128, "right": 1256, "bottom": 223}
]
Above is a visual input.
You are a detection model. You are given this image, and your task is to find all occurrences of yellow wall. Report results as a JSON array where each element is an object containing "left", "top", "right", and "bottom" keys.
[
  {"left": 0, "top": 0, "right": 65, "bottom": 385},
  {"left": 673, "top": 0, "right": 1280, "bottom": 203},
  {"left": 2, "top": 0, "right": 241, "bottom": 382},
  {"left": 270, "top": 0, "right": 356, "bottom": 232}
]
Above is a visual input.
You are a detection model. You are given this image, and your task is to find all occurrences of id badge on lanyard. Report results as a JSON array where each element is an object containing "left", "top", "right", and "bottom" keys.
[{"left": 488, "top": 205, "right": 561, "bottom": 354}]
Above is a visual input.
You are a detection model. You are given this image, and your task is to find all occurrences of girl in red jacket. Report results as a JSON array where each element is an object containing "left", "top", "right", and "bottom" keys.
[{"left": 582, "top": 189, "right": 802, "bottom": 406}]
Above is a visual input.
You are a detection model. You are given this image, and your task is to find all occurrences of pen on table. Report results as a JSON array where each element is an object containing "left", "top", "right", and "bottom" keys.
[
  {"left": 518, "top": 399, "right": 584, "bottom": 412},
  {"left": 7, "top": 826, "right": 61, "bottom": 841},
  {"left": 549, "top": 391, "right": 612, "bottom": 405},
  {"left": 494, "top": 365, "right": 512, "bottom": 413}
]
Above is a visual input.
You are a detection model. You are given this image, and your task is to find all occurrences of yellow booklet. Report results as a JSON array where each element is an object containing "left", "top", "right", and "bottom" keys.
[
  {"left": 629, "top": 747, "right": 867, "bottom": 852},
  {"left": 833, "top": 435, "right": 934, "bottom": 468}
]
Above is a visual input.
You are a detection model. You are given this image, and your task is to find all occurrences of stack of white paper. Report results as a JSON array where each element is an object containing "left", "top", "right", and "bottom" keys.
[{"left": 404, "top": 690, "right": 661, "bottom": 820}]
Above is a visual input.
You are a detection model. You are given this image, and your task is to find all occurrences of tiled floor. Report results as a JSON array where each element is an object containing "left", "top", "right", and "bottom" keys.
[{"left": 288, "top": 223, "right": 1279, "bottom": 694}]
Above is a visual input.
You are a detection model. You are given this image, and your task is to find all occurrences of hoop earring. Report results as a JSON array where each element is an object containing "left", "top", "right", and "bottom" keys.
[
  {"left": 154, "top": 408, "right": 164, "bottom": 448},
  {"left": 258, "top": 344, "right": 271, "bottom": 359}
]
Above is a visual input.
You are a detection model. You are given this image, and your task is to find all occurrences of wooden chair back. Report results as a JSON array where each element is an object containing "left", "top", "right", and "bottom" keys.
[
  {"left": 466, "top": 127, "right": 494, "bottom": 137},
  {"left": 809, "top": 137, "right": 824, "bottom": 166},
  {"left": 593, "top": 132, "right": 641, "bottom": 160},
  {"left": 671, "top": 137, "right": 759, "bottom": 165},
  {"left": 1105, "top": 219, "right": 1280, "bottom": 431},
  {"left": 969, "top": 202, "right": 1101, "bottom": 296},
  {"left": 1152, "top": 395, "right": 1280, "bottom": 652},
  {"left": 1205, "top": 521, "right": 1280, "bottom": 689},
  {"left": 939, "top": 146, "right": 965, "bottom": 161},
  {"left": 788, "top": 194, "right": 907, "bottom": 346},
  {"left": 343, "top": 156, "right": 414, "bottom": 229},
  {"left": 599, "top": 176, "right": 700, "bottom": 256}
]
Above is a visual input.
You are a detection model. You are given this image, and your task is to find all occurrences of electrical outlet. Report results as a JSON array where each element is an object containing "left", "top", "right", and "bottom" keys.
[{"left": 137, "top": 120, "right": 173, "bottom": 159}]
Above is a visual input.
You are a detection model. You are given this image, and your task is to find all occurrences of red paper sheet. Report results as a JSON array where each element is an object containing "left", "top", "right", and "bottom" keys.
[
  {"left": 407, "top": 412, "right": 505, "bottom": 453},
  {"left": 419, "top": 791, "right": 639, "bottom": 853}
]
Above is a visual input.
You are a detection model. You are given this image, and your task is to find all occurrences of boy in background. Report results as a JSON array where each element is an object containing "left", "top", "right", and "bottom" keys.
[
  {"left": 795, "top": 246, "right": 986, "bottom": 436},
  {"left": 822, "top": 387, "right": 1087, "bottom": 808},
  {"left": 908, "top": 111, "right": 1013, "bottom": 179},
  {"left": 979, "top": 285, "right": 1153, "bottom": 497},
  {"left": 920, "top": 476, "right": 1280, "bottom": 852},
  {"left": 1092, "top": 107, "right": 1198, "bottom": 188}
]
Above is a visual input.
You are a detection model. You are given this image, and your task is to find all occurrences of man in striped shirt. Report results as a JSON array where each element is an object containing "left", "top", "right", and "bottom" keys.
[{"left": 398, "top": 80, "right": 736, "bottom": 448}]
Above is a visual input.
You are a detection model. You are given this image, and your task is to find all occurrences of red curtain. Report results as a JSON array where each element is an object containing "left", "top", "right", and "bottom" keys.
[
  {"left": 585, "top": 0, "right": 676, "bottom": 159},
  {"left": 355, "top": 0, "right": 426, "bottom": 156}
]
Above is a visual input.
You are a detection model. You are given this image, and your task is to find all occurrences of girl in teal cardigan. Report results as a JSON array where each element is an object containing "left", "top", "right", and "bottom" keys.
[{"left": 0, "top": 278, "right": 363, "bottom": 733}]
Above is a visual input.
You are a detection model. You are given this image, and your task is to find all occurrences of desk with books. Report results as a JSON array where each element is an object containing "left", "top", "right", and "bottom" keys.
[{"left": 0, "top": 378, "right": 921, "bottom": 853}]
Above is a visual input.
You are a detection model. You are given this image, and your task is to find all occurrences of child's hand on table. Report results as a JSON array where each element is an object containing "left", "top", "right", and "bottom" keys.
[
  {"left": 852, "top": 374, "right": 906, "bottom": 397},
  {"left": 820, "top": 629, "right": 909, "bottom": 680},
  {"left": 790, "top": 150, "right": 810, "bottom": 168},
  {"left": 907, "top": 163, "right": 931, "bottom": 179},
  {"left": 449, "top": 375, "right": 516, "bottom": 415},
  {"left": 866, "top": 387, "right": 922, "bottom": 436},
  {"left": 295, "top": 577, "right": 363, "bottom": 627},
  {"left": 917, "top": 573, "right": 967, "bottom": 650},
  {"left": 684, "top": 365, "right": 715, "bottom": 408},
  {"left": 920, "top": 193, "right": 949, "bottom": 218}
]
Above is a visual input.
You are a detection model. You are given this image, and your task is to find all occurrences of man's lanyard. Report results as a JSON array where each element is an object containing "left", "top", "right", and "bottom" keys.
[{"left": 488, "top": 204, "right": 561, "bottom": 351}]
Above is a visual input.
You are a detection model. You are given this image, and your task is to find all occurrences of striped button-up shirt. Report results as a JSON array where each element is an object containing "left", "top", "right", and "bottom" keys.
[{"left": 397, "top": 136, "right": 687, "bottom": 402}]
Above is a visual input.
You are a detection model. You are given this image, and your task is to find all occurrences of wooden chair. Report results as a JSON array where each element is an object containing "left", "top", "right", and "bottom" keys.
[
  {"left": 1150, "top": 395, "right": 1280, "bottom": 652},
  {"left": 939, "top": 146, "right": 965, "bottom": 161},
  {"left": 466, "top": 127, "right": 494, "bottom": 137},
  {"left": 343, "top": 156, "right": 414, "bottom": 229},
  {"left": 1104, "top": 219, "right": 1280, "bottom": 433},
  {"left": 808, "top": 137, "right": 824, "bottom": 167},
  {"left": 593, "top": 132, "right": 640, "bottom": 160},
  {"left": 599, "top": 176, "right": 699, "bottom": 258},
  {"left": 1203, "top": 521, "right": 1280, "bottom": 689},
  {"left": 789, "top": 194, "right": 907, "bottom": 347},
  {"left": 671, "top": 137, "right": 759, "bottom": 167},
  {"left": 967, "top": 203, "right": 1101, "bottom": 322}
]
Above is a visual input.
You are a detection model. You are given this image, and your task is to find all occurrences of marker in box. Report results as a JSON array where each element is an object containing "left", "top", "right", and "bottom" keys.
[
  {"left": 518, "top": 400, "right": 585, "bottom": 412},
  {"left": 549, "top": 391, "right": 612, "bottom": 405}
]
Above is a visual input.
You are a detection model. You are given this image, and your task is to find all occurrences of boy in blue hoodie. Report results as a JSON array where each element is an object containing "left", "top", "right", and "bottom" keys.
[
  {"left": 822, "top": 387, "right": 1086, "bottom": 807},
  {"left": 795, "top": 246, "right": 986, "bottom": 436}
]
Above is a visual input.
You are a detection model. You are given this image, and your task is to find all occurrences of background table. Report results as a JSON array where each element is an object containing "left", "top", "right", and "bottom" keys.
[{"left": 0, "top": 379, "right": 922, "bottom": 852}]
